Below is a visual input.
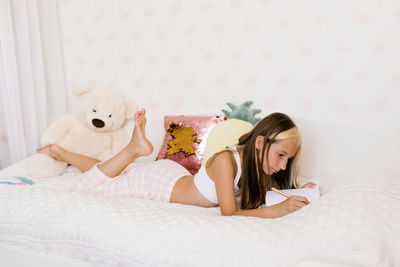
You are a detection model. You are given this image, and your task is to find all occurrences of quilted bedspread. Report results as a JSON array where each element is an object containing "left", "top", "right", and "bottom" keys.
[{"left": 0, "top": 170, "right": 399, "bottom": 267}]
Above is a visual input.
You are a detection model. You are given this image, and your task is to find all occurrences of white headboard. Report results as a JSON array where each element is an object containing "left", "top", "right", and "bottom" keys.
[
  {"left": 295, "top": 118, "right": 400, "bottom": 178},
  {"left": 136, "top": 116, "right": 400, "bottom": 178}
]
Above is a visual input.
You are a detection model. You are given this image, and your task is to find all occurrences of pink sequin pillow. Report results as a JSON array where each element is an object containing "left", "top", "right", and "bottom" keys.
[{"left": 156, "top": 115, "right": 225, "bottom": 175}]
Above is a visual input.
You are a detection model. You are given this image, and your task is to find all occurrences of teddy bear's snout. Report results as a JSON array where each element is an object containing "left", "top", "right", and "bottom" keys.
[{"left": 92, "top": 118, "right": 105, "bottom": 128}]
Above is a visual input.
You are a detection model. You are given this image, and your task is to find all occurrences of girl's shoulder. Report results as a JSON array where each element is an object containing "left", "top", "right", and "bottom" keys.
[{"left": 206, "top": 149, "right": 238, "bottom": 172}]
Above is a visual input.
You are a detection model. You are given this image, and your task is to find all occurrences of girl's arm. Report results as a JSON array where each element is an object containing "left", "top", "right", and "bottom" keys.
[
  {"left": 211, "top": 152, "right": 239, "bottom": 216},
  {"left": 230, "top": 196, "right": 309, "bottom": 218},
  {"left": 210, "top": 152, "right": 308, "bottom": 218}
]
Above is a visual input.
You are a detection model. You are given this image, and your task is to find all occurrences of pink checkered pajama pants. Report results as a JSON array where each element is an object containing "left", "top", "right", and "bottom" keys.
[{"left": 73, "top": 159, "right": 190, "bottom": 202}]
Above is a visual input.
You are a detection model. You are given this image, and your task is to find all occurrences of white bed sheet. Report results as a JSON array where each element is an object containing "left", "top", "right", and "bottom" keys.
[
  {"left": 0, "top": 242, "right": 91, "bottom": 267},
  {"left": 0, "top": 168, "right": 399, "bottom": 267}
]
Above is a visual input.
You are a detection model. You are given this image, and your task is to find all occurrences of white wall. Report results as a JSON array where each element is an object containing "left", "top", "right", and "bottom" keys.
[{"left": 58, "top": 0, "right": 400, "bottom": 140}]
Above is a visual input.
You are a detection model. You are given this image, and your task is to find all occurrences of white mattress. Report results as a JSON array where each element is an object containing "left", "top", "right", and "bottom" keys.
[{"left": 0, "top": 168, "right": 399, "bottom": 267}]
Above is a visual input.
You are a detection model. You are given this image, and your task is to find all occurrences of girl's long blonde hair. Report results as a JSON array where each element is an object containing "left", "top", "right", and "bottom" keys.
[{"left": 237, "top": 112, "right": 302, "bottom": 210}]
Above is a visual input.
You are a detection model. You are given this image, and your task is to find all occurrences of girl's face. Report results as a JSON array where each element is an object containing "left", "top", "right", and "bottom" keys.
[{"left": 256, "top": 136, "right": 298, "bottom": 175}]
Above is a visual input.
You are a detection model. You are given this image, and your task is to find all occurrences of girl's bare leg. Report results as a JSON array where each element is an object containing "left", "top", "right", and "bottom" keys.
[
  {"left": 38, "top": 144, "right": 100, "bottom": 172},
  {"left": 38, "top": 109, "right": 153, "bottom": 177},
  {"left": 97, "top": 109, "right": 153, "bottom": 177}
]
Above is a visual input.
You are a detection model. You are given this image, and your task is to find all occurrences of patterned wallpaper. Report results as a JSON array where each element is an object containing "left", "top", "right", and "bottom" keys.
[{"left": 58, "top": 0, "right": 400, "bottom": 140}]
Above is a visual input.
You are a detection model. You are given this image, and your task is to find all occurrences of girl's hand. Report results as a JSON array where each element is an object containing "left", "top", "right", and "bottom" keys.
[
  {"left": 275, "top": 195, "right": 309, "bottom": 217},
  {"left": 301, "top": 182, "right": 317, "bottom": 188}
]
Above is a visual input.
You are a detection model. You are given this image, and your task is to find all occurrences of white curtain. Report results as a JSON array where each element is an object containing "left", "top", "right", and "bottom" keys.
[{"left": 0, "top": 0, "right": 68, "bottom": 169}]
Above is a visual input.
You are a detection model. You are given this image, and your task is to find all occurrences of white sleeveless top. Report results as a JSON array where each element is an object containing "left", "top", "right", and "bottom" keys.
[{"left": 194, "top": 146, "right": 242, "bottom": 204}]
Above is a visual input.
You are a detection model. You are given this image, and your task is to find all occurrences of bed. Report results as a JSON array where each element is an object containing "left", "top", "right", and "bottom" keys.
[{"left": 1, "top": 117, "right": 399, "bottom": 267}]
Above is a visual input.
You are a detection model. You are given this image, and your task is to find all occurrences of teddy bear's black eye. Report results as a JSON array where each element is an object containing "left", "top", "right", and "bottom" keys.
[
  {"left": 93, "top": 109, "right": 96, "bottom": 112},
  {"left": 108, "top": 114, "right": 112, "bottom": 118}
]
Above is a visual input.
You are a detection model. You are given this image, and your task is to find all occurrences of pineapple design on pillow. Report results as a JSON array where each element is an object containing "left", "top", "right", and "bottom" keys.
[{"left": 222, "top": 100, "right": 261, "bottom": 125}]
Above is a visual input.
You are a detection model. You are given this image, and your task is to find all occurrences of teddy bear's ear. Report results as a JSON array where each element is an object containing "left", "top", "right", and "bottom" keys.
[
  {"left": 124, "top": 99, "right": 137, "bottom": 120},
  {"left": 73, "top": 86, "right": 93, "bottom": 98}
]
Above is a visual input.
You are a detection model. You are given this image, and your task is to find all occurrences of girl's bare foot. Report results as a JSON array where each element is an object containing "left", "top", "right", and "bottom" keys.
[
  {"left": 37, "top": 144, "right": 64, "bottom": 161},
  {"left": 128, "top": 109, "right": 153, "bottom": 157}
]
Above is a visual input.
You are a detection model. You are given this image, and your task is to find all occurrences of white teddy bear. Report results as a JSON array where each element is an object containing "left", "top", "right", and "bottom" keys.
[{"left": 26, "top": 86, "right": 136, "bottom": 178}]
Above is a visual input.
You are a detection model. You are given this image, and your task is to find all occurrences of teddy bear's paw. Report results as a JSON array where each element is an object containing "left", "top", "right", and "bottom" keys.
[{"left": 26, "top": 153, "right": 68, "bottom": 178}]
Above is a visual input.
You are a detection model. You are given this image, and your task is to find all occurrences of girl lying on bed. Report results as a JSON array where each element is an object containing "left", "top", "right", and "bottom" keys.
[{"left": 38, "top": 109, "right": 315, "bottom": 218}]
